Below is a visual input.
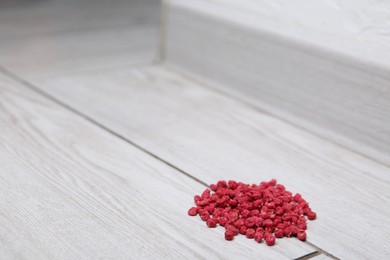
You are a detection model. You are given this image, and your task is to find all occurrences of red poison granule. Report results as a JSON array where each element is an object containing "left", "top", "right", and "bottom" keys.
[{"left": 188, "top": 180, "right": 316, "bottom": 246}]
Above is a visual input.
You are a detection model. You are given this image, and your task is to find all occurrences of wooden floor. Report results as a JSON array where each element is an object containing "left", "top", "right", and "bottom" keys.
[{"left": 0, "top": 1, "right": 389, "bottom": 259}]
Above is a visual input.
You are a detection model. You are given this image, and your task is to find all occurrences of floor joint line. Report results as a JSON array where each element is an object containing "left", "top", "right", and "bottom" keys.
[
  {"left": 304, "top": 241, "right": 340, "bottom": 259},
  {"left": 294, "top": 251, "right": 321, "bottom": 260},
  {"left": 0, "top": 66, "right": 209, "bottom": 189}
]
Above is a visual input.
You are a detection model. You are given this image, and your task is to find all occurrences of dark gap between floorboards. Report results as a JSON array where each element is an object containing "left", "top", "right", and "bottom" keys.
[
  {"left": 294, "top": 251, "right": 321, "bottom": 260},
  {"left": 0, "top": 66, "right": 208, "bottom": 188}
]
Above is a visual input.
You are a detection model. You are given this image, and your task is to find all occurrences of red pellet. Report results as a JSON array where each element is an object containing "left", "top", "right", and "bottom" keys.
[
  {"left": 297, "top": 222, "right": 307, "bottom": 230},
  {"left": 234, "top": 219, "right": 245, "bottom": 228},
  {"left": 228, "top": 212, "right": 239, "bottom": 222},
  {"left": 307, "top": 211, "right": 317, "bottom": 220},
  {"left": 255, "top": 217, "right": 263, "bottom": 227},
  {"left": 273, "top": 218, "right": 281, "bottom": 226},
  {"left": 245, "top": 217, "right": 255, "bottom": 228},
  {"left": 245, "top": 228, "right": 256, "bottom": 239},
  {"left": 200, "top": 211, "right": 210, "bottom": 221},
  {"left": 241, "top": 209, "right": 250, "bottom": 218},
  {"left": 206, "top": 204, "right": 216, "bottom": 214},
  {"left": 217, "top": 180, "right": 227, "bottom": 189},
  {"left": 265, "top": 234, "right": 276, "bottom": 246},
  {"left": 227, "top": 225, "right": 239, "bottom": 236},
  {"left": 188, "top": 207, "right": 198, "bottom": 216},
  {"left": 284, "top": 227, "right": 293, "bottom": 237},
  {"left": 188, "top": 179, "right": 316, "bottom": 246},
  {"left": 228, "top": 180, "right": 237, "bottom": 189},
  {"left": 264, "top": 219, "right": 273, "bottom": 228},
  {"left": 291, "top": 226, "right": 300, "bottom": 236},
  {"left": 225, "top": 230, "right": 235, "bottom": 241},
  {"left": 202, "top": 189, "right": 211, "bottom": 199},
  {"left": 229, "top": 199, "right": 238, "bottom": 207},
  {"left": 207, "top": 218, "right": 218, "bottom": 228},
  {"left": 219, "top": 217, "right": 228, "bottom": 226},
  {"left": 274, "top": 229, "right": 284, "bottom": 238},
  {"left": 297, "top": 231, "right": 307, "bottom": 241},
  {"left": 293, "top": 193, "right": 302, "bottom": 202},
  {"left": 269, "top": 179, "right": 277, "bottom": 187},
  {"left": 254, "top": 231, "right": 263, "bottom": 243},
  {"left": 277, "top": 223, "right": 286, "bottom": 229},
  {"left": 239, "top": 226, "right": 248, "bottom": 235},
  {"left": 194, "top": 195, "right": 201, "bottom": 204}
]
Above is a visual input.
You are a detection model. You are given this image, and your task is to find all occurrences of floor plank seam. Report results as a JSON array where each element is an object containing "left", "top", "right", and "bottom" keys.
[
  {"left": 161, "top": 63, "right": 390, "bottom": 170},
  {"left": 0, "top": 65, "right": 209, "bottom": 189},
  {"left": 303, "top": 241, "right": 340, "bottom": 260},
  {"left": 0, "top": 65, "right": 337, "bottom": 258},
  {"left": 293, "top": 251, "right": 321, "bottom": 260}
]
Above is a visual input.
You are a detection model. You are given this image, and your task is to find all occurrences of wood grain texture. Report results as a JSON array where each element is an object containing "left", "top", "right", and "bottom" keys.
[
  {"left": 164, "top": 0, "right": 390, "bottom": 166},
  {"left": 0, "top": 73, "right": 315, "bottom": 259},
  {"left": 34, "top": 65, "right": 390, "bottom": 260}
]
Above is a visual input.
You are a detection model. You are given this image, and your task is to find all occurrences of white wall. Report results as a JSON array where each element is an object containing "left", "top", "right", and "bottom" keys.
[{"left": 165, "top": 0, "right": 390, "bottom": 165}]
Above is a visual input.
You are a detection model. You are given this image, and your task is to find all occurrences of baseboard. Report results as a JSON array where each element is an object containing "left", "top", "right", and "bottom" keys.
[{"left": 162, "top": 0, "right": 390, "bottom": 165}]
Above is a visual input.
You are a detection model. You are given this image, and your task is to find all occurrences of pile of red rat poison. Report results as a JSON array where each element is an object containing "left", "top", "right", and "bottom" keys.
[{"left": 188, "top": 180, "right": 316, "bottom": 246}]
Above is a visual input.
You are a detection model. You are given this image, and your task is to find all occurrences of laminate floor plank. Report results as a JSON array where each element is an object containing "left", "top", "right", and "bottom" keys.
[
  {"left": 33, "top": 65, "right": 390, "bottom": 260},
  {"left": 0, "top": 73, "right": 314, "bottom": 259}
]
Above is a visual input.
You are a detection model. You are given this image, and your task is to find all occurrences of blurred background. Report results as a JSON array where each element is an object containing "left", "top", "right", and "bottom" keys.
[{"left": 0, "top": 0, "right": 160, "bottom": 78}]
